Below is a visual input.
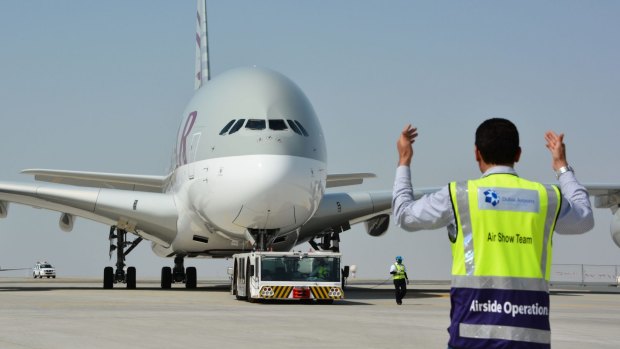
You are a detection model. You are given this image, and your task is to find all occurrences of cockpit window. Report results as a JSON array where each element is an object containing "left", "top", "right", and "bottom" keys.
[
  {"left": 287, "top": 120, "right": 302, "bottom": 135},
  {"left": 221, "top": 118, "right": 307, "bottom": 136},
  {"left": 246, "top": 119, "right": 266, "bottom": 130},
  {"left": 228, "top": 119, "right": 246, "bottom": 134},
  {"left": 219, "top": 120, "right": 236, "bottom": 135},
  {"left": 294, "top": 120, "right": 309, "bottom": 137},
  {"left": 268, "top": 119, "right": 288, "bottom": 131}
]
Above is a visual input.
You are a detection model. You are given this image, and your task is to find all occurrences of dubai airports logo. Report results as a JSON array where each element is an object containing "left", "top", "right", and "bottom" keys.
[{"left": 484, "top": 189, "right": 500, "bottom": 207}]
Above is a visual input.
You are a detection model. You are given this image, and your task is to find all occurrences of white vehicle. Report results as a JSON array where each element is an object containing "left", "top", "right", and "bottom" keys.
[
  {"left": 33, "top": 262, "right": 56, "bottom": 279},
  {"left": 232, "top": 251, "right": 344, "bottom": 303}
]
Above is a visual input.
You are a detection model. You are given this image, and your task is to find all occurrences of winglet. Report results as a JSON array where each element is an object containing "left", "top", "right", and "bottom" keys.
[{"left": 194, "top": 0, "right": 210, "bottom": 89}]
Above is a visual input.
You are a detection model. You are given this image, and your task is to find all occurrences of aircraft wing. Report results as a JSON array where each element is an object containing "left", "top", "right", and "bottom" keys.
[
  {"left": 0, "top": 181, "right": 177, "bottom": 247},
  {"left": 298, "top": 190, "right": 391, "bottom": 242},
  {"left": 298, "top": 187, "right": 441, "bottom": 243},
  {"left": 326, "top": 173, "right": 376, "bottom": 188},
  {"left": 0, "top": 267, "right": 30, "bottom": 271},
  {"left": 582, "top": 183, "right": 620, "bottom": 211},
  {"left": 583, "top": 184, "right": 620, "bottom": 196},
  {"left": 21, "top": 169, "right": 168, "bottom": 193}
]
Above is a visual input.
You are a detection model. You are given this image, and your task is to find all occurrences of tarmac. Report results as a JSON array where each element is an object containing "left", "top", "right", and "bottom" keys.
[{"left": 0, "top": 278, "right": 618, "bottom": 349}]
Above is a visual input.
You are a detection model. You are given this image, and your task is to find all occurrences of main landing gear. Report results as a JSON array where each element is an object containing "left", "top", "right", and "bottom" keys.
[
  {"left": 309, "top": 231, "right": 351, "bottom": 288},
  {"left": 309, "top": 231, "right": 341, "bottom": 252},
  {"left": 102, "top": 226, "right": 198, "bottom": 290},
  {"left": 160, "top": 255, "right": 197, "bottom": 289},
  {"left": 103, "top": 226, "right": 142, "bottom": 289}
]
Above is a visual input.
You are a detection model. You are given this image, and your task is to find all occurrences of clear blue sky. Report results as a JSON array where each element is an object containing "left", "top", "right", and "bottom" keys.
[{"left": 0, "top": 1, "right": 618, "bottom": 279}]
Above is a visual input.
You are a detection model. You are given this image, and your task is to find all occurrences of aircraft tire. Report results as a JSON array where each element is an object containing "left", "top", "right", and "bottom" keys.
[
  {"left": 185, "top": 267, "right": 197, "bottom": 288},
  {"left": 161, "top": 266, "right": 172, "bottom": 289},
  {"left": 127, "top": 266, "right": 136, "bottom": 289},
  {"left": 103, "top": 266, "right": 114, "bottom": 289}
]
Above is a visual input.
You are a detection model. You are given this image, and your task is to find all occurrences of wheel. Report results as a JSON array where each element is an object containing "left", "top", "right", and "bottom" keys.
[
  {"left": 103, "top": 266, "right": 114, "bottom": 289},
  {"left": 33, "top": 273, "right": 36, "bottom": 279},
  {"left": 161, "top": 266, "right": 172, "bottom": 289},
  {"left": 126, "top": 267, "right": 136, "bottom": 289},
  {"left": 52, "top": 276, "right": 56, "bottom": 279},
  {"left": 185, "top": 267, "right": 197, "bottom": 289}
]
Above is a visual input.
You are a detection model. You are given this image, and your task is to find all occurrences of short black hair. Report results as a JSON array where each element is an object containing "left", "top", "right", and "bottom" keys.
[{"left": 475, "top": 118, "right": 520, "bottom": 165}]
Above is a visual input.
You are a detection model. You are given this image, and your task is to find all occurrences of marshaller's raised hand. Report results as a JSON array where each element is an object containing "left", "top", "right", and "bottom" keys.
[
  {"left": 544, "top": 131, "right": 568, "bottom": 171},
  {"left": 397, "top": 124, "right": 418, "bottom": 166}
]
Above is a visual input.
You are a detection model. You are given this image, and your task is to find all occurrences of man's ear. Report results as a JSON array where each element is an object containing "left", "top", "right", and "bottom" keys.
[
  {"left": 514, "top": 147, "right": 522, "bottom": 163},
  {"left": 475, "top": 146, "right": 482, "bottom": 162}
]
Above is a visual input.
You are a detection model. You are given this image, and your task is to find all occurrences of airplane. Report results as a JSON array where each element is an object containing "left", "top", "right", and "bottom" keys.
[
  {"left": 0, "top": 1, "right": 396, "bottom": 289},
  {"left": 0, "top": 267, "right": 29, "bottom": 272},
  {"left": 1, "top": 1, "right": 620, "bottom": 290}
]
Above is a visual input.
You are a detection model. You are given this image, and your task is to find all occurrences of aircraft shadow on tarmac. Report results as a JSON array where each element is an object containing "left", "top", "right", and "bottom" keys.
[
  {"left": 0, "top": 283, "right": 232, "bottom": 293},
  {"left": 0, "top": 281, "right": 448, "bottom": 306}
]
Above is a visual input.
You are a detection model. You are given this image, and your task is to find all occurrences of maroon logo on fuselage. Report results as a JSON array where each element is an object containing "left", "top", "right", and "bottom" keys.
[{"left": 177, "top": 111, "right": 197, "bottom": 167}]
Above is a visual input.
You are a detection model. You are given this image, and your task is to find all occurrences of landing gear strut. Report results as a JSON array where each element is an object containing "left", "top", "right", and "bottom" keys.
[
  {"left": 103, "top": 226, "right": 142, "bottom": 289},
  {"left": 248, "top": 228, "right": 279, "bottom": 251},
  {"left": 160, "top": 255, "right": 197, "bottom": 289},
  {"left": 309, "top": 231, "right": 341, "bottom": 252}
]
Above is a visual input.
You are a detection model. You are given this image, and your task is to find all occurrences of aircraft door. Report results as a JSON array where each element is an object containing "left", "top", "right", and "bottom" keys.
[{"left": 238, "top": 258, "right": 246, "bottom": 297}]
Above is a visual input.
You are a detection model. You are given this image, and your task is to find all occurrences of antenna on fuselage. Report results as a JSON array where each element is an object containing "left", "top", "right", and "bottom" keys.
[{"left": 194, "top": 0, "right": 210, "bottom": 89}]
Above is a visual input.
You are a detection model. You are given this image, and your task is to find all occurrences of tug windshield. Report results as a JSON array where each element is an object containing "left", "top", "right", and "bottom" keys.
[{"left": 260, "top": 256, "right": 340, "bottom": 282}]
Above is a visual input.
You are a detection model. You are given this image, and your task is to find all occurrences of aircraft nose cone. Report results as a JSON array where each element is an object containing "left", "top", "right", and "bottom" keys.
[
  {"left": 193, "top": 155, "right": 325, "bottom": 235},
  {"left": 231, "top": 156, "right": 320, "bottom": 229}
]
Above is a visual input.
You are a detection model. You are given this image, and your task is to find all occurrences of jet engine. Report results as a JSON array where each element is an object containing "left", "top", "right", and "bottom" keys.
[
  {"left": 611, "top": 208, "right": 620, "bottom": 248},
  {"left": 0, "top": 201, "right": 7, "bottom": 218},
  {"left": 59, "top": 213, "right": 74, "bottom": 232},
  {"left": 364, "top": 214, "right": 389, "bottom": 237},
  {"left": 593, "top": 193, "right": 620, "bottom": 248}
]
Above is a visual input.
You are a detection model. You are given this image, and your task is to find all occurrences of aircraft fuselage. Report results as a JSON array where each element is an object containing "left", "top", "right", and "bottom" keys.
[{"left": 155, "top": 67, "right": 328, "bottom": 256}]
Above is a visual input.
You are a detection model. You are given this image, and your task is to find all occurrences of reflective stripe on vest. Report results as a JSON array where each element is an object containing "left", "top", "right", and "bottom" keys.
[
  {"left": 452, "top": 275, "right": 548, "bottom": 292},
  {"left": 448, "top": 174, "right": 561, "bottom": 347},
  {"left": 393, "top": 263, "right": 406, "bottom": 280},
  {"left": 460, "top": 323, "right": 551, "bottom": 345}
]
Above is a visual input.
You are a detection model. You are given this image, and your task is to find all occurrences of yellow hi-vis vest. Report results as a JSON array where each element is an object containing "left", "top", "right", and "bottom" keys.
[
  {"left": 448, "top": 173, "right": 561, "bottom": 349},
  {"left": 393, "top": 263, "right": 406, "bottom": 280}
]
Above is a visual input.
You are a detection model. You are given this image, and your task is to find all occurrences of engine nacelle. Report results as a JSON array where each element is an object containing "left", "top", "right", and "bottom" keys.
[
  {"left": 364, "top": 214, "right": 390, "bottom": 237},
  {"left": 0, "top": 201, "right": 8, "bottom": 218},
  {"left": 611, "top": 208, "right": 620, "bottom": 248},
  {"left": 59, "top": 213, "right": 74, "bottom": 232}
]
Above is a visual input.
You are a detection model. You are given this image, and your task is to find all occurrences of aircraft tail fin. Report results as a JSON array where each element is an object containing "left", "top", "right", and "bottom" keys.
[{"left": 194, "top": 0, "right": 210, "bottom": 89}]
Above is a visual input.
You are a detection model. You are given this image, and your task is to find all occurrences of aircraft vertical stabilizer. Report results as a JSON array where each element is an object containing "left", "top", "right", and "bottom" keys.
[{"left": 194, "top": 0, "right": 210, "bottom": 89}]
